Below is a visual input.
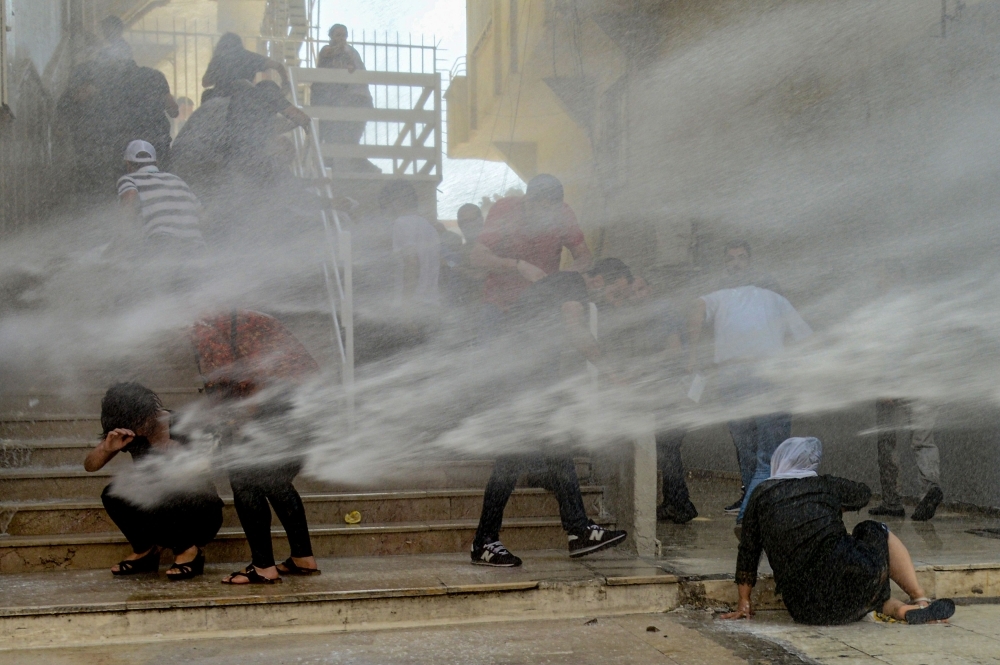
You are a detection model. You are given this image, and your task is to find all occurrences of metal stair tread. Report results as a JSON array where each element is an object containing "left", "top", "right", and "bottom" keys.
[
  {"left": 0, "top": 485, "right": 604, "bottom": 512},
  {"left": 0, "top": 516, "right": 608, "bottom": 548}
]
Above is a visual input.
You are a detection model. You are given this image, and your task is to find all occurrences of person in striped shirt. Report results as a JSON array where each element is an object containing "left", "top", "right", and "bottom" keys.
[{"left": 117, "top": 140, "right": 206, "bottom": 252}]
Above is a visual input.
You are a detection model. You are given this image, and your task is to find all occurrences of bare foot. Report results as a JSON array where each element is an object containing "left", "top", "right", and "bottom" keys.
[{"left": 277, "top": 556, "right": 318, "bottom": 573}]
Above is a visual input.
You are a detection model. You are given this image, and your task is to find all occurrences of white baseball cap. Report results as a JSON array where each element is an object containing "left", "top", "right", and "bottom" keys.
[{"left": 124, "top": 140, "right": 157, "bottom": 164}]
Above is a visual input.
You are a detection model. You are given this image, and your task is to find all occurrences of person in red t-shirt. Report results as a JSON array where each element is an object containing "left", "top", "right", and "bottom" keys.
[{"left": 470, "top": 174, "right": 592, "bottom": 338}]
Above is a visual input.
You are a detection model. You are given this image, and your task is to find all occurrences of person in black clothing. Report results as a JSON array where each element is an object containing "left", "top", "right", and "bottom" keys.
[
  {"left": 470, "top": 258, "right": 634, "bottom": 567},
  {"left": 202, "top": 33, "right": 289, "bottom": 104},
  {"left": 724, "top": 437, "right": 955, "bottom": 626},
  {"left": 115, "top": 63, "right": 179, "bottom": 167},
  {"left": 84, "top": 383, "right": 223, "bottom": 580},
  {"left": 224, "top": 80, "right": 311, "bottom": 186}
]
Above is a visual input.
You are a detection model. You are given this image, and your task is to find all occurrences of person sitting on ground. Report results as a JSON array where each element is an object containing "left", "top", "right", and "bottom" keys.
[
  {"left": 84, "top": 382, "right": 224, "bottom": 580},
  {"left": 116, "top": 140, "right": 206, "bottom": 254},
  {"left": 201, "top": 33, "right": 289, "bottom": 104},
  {"left": 470, "top": 259, "right": 635, "bottom": 567},
  {"left": 191, "top": 309, "right": 321, "bottom": 584},
  {"left": 723, "top": 437, "right": 955, "bottom": 626}
]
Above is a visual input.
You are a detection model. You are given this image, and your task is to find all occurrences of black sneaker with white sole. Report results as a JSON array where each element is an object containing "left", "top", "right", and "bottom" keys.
[
  {"left": 471, "top": 541, "right": 522, "bottom": 567},
  {"left": 567, "top": 525, "right": 627, "bottom": 558}
]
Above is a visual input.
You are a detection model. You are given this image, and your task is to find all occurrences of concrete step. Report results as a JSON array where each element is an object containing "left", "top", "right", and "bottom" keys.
[
  {"left": 0, "top": 388, "right": 202, "bottom": 415},
  {"left": 0, "top": 417, "right": 103, "bottom": 440},
  {"left": 1, "top": 440, "right": 123, "bottom": 469},
  {"left": 0, "top": 486, "right": 605, "bottom": 537},
  {"left": 0, "top": 460, "right": 594, "bottom": 500},
  {"left": 0, "top": 551, "right": 692, "bottom": 650},
  {"left": 0, "top": 515, "right": 615, "bottom": 573}
]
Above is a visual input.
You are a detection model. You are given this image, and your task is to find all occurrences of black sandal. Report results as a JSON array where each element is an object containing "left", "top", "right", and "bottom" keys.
[
  {"left": 112, "top": 547, "right": 161, "bottom": 576},
  {"left": 221, "top": 564, "right": 282, "bottom": 585},
  {"left": 277, "top": 557, "right": 321, "bottom": 576},
  {"left": 166, "top": 550, "right": 205, "bottom": 581},
  {"left": 904, "top": 598, "right": 955, "bottom": 625}
]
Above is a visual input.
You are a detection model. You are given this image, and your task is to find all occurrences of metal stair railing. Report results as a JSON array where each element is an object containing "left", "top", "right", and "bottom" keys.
[
  {"left": 287, "top": 83, "right": 354, "bottom": 416},
  {"left": 287, "top": 66, "right": 442, "bottom": 181}
]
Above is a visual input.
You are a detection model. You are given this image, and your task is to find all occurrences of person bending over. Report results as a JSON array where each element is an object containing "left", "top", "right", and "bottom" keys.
[
  {"left": 723, "top": 437, "right": 955, "bottom": 626},
  {"left": 191, "top": 309, "right": 320, "bottom": 584},
  {"left": 84, "top": 382, "right": 224, "bottom": 579},
  {"left": 470, "top": 259, "right": 635, "bottom": 567}
]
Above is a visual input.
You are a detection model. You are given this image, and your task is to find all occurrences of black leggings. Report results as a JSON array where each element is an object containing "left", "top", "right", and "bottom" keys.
[
  {"left": 102, "top": 486, "right": 223, "bottom": 555},
  {"left": 229, "top": 461, "right": 314, "bottom": 569}
]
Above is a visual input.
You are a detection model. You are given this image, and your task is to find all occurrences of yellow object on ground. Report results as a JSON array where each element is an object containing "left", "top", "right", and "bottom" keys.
[{"left": 344, "top": 511, "right": 362, "bottom": 524}]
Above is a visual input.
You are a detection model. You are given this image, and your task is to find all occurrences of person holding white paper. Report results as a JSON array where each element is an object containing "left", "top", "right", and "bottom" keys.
[{"left": 687, "top": 241, "right": 812, "bottom": 524}]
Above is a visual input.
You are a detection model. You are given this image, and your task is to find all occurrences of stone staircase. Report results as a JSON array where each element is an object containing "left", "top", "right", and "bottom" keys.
[{"left": 0, "top": 327, "right": 609, "bottom": 574}]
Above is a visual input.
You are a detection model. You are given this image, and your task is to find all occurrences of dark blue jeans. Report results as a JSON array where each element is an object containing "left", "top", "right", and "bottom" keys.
[{"left": 729, "top": 412, "right": 792, "bottom": 521}]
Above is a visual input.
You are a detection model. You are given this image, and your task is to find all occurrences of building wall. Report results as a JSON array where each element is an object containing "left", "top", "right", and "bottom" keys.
[{"left": 454, "top": 0, "right": 1000, "bottom": 508}]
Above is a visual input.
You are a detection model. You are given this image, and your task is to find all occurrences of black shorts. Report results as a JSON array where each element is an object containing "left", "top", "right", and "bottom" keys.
[
  {"left": 789, "top": 520, "right": 892, "bottom": 625},
  {"left": 851, "top": 520, "right": 892, "bottom": 616}
]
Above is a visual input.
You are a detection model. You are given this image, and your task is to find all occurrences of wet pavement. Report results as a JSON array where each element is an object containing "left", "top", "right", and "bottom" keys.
[
  {"left": 7, "top": 605, "right": 1000, "bottom": 664},
  {"left": 1, "top": 612, "right": 751, "bottom": 664},
  {"left": 703, "top": 604, "right": 1000, "bottom": 664}
]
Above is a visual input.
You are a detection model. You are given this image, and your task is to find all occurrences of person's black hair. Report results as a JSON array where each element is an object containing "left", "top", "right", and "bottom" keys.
[
  {"left": 378, "top": 181, "right": 419, "bottom": 212},
  {"left": 456, "top": 203, "right": 482, "bottom": 220},
  {"left": 329, "top": 24, "right": 349, "bottom": 38},
  {"left": 100, "top": 382, "right": 162, "bottom": 437},
  {"left": 214, "top": 33, "right": 245, "bottom": 56},
  {"left": 525, "top": 174, "right": 564, "bottom": 203},
  {"left": 724, "top": 240, "right": 751, "bottom": 257},
  {"left": 100, "top": 16, "right": 125, "bottom": 41},
  {"left": 587, "top": 257, "right": 633, "bottom": 285}
]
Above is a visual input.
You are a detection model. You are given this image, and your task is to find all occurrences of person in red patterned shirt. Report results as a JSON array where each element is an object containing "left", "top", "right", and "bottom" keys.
[
  {"left": 191, "top": 310, "right": 321, "bottom": 584},
  {"left": 470, "top": 174, "right": 592, "bottom": 339}
]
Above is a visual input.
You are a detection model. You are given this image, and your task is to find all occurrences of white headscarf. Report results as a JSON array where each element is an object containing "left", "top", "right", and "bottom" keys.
[{"left": 770, "top": 437, "right": 822, "bottom": 480}]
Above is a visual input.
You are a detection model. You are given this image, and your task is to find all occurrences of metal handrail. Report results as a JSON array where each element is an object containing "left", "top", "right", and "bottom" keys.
[{"left": 288, "top": 74, "right": 354, "bottom": 401}]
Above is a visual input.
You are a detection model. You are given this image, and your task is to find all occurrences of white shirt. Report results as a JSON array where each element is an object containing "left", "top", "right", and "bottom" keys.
[
  {"left": 392, "top": 214, "right": 440, "bottom": 304},
  {"left": 701, "top": 286, "right": 812, "bottom": 364}
]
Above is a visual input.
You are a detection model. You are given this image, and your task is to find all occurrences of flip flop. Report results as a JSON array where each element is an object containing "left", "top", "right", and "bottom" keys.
[
  {"left": 222, "top": 564, "right": 282, "bottom": 585},
  {"left": 904, "top": 598, "right": 955, "bottom": 625}
]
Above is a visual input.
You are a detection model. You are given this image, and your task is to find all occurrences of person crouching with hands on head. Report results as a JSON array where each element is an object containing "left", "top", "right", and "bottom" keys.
[
  {"left": 722, "top": 437, "right": 955, "bottom": 626},
  {"left": 85, "top": 382, "right": 223, "bottom": 579}
]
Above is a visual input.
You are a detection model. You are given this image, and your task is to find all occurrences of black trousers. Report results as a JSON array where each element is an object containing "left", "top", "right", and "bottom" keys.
[
  {"left": 474, "top": 454, "right": 591, "bottom": 548},
  {"left": 102, "top": 485, "right": 223, "bottom": 555},
  {"left": 229, "top": 461, "right": 314, "bottom": 569},
  {"left": 656, "top": 430, "right": 691, "bottom": 508}
]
